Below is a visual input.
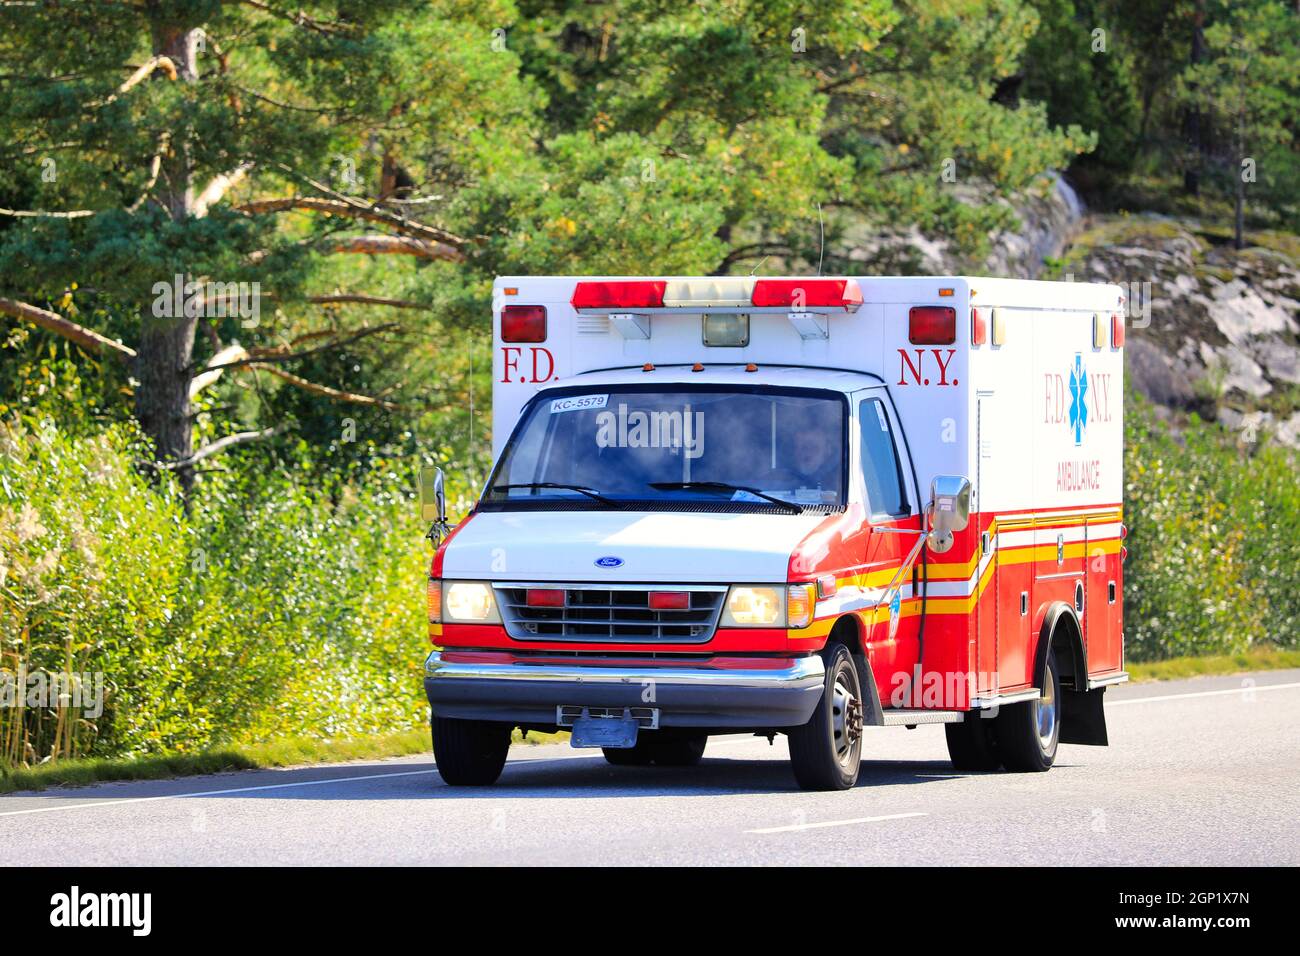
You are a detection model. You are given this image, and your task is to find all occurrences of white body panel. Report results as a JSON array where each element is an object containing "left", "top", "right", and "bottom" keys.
[
  {"left": 442, "top": 510, "right": 828, "bottom": 583},
  {"left": 474, "top": 274, "right": 1124, "bottom": 583}
]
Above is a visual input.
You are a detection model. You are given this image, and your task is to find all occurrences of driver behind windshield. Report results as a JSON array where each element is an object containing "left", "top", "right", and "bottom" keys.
[{"left": 783, "top": 407, "right": 842, "bottom": 498}]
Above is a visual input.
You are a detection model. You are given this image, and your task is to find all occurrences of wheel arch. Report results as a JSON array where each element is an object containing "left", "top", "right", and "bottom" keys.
[
  {"left": 824, "top": 614, "right": 884, "bottom": 727},
  {"left": 1035, "top": 601, "right": 1086, "bottom": 692},
  {"left": 1036, "top": 601, "right": 1110, "bottom": 746}
]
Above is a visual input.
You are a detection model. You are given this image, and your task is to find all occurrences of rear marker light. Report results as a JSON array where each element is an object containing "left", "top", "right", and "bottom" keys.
[
  {"left": 648, "top": 591, "right": 690, "bottom": 610},
  {"left": 501, "top": 304, "right": 547, "bottom": 343},
  {"left": 642, "top": 362, "right": 655, "bottom": 372},
  {"left": 1112, "top": 313, "right": 1125, "bottom": 348},
  {"left": 991, "top": 307, "right": 1007, "bottom": 347},
  {"left": 745, "top": 363, "right": 758, "bottom": 372},
  {"left": 1093, "top": 313, "right": 1106, "bottom": 349},
  {"left": 908, "top": 306, "right": 956, "bottom": 345},
  {"left": 971, "top": 308, "right": 987, "bottom": 347},
  {"left": 526, "top": 588, "right": 565, "bottom": 608},
  {"left": 938, "top": 288, "right": 955, "bottom": 297}
]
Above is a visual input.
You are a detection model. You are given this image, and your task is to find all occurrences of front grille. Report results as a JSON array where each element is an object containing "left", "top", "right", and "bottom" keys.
[{"left": 497, "top": 584, "right": 725, "bottom": 643}]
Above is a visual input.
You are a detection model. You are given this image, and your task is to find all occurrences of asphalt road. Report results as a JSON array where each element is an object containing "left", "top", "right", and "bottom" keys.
[{"left": 2, "top": 670, "right": 1297, "bottom": 866}]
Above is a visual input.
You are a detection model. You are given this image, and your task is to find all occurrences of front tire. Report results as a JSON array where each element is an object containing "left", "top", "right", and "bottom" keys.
[
  {"left": 997, "top": 645, "right": 1061, "bottom": 772},
  {"left": 431, "top": 716, "right": 512, "bottom": 785},
  {"left": 788, "top": 642, "right": 864, "bottom": 791}
]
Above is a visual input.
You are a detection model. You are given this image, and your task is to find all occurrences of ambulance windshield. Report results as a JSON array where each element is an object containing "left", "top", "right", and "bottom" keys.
[{"left": 484, "top": 385, "right": 847, "bottom": 512}]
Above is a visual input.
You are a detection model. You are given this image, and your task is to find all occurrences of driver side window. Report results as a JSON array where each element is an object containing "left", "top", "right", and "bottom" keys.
[{"left": 859, "top": 398, "right": 909, "bottom": 518}]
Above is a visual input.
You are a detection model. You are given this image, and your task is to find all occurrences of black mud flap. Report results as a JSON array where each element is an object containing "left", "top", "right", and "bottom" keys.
[{"left": 1060, "top": 686, "right": 1109, "bottom": 745}]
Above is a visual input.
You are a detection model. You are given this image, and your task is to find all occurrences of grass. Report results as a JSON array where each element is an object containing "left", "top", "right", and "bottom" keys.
[
  {"left": 4, "top": 648, "right": 1297, "bottom": 794},
  {"left": 1127, "top": 646, "right": 1300, "bottom": 683},
  {"left": 0, "top": 727, "right": 566, "bottom": 795}
]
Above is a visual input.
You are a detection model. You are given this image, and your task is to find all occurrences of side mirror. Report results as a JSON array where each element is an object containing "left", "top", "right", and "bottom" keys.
[
  {"left": 419, "top": 465, "right": 449, "bottom": 544},
  {"left": 926, "top": 475, "right": 971, "bottom": 554}
]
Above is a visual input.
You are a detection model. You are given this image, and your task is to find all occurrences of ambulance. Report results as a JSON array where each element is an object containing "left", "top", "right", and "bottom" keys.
[{"left": 420, "top": 275, "right": 1128, "bottom": 790}]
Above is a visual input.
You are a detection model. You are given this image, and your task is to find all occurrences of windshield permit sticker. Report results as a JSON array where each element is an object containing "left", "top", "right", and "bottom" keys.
[
  {"left": 730, "top": 489, "right": 769, "bottom": 504},
  {"left": 550, "top": 394, "right": 608, "bottom": 414}
]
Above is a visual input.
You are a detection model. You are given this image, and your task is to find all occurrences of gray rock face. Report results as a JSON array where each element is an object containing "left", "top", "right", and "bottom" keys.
[{"left": 1061, "top": 216, "right": 1300, "bottom": 448}]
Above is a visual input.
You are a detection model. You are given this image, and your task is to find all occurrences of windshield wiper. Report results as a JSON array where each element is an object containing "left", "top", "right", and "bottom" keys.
[
  {"left": 491, "top": 482, "right": 621, "bottom": 508},
  {"left": 649, "top": 481, "right": 803, "bottom": 514}
]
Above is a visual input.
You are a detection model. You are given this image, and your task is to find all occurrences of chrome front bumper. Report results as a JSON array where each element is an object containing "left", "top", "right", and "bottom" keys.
[{"left": 423, "top": 651, "right": 826, "bottom": 729}]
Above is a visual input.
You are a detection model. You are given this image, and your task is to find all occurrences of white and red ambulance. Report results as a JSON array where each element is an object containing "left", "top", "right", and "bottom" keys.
[{"left": 420, "top": 275, "right": 1128, "bottom": 790}]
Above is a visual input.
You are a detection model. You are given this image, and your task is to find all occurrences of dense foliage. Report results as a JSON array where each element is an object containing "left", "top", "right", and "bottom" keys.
[
  {"left": 1124, "top": 399, "right": 1300, "bottom": 660},
  {"left": 0, "top": 2, "right": 1297, "bottom": 765}
]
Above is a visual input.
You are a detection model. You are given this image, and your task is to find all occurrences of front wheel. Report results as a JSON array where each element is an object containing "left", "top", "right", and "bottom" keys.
[
  {"left": 996, "top": 645, "right": 1061, "bottom": 772},
  {"left": 788, "top": 642, "right": 864, "bottom": 791},
  {"left": 431, "top": 716, "right": 512, "bottom": 785}
]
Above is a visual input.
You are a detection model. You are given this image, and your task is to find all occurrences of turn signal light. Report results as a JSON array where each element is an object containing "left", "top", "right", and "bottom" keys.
[
  {"left": 1112, "top": 313, "right": 1125, "bottom": 348},
  {"left": 971, "top": 308, "right": 987, "bottom": 347},
  {"left": 426, "top": 579, "right": 441, "bottom": 623},
  {"left": 786, "top": 584, "right": 815, "bottom": 629}
]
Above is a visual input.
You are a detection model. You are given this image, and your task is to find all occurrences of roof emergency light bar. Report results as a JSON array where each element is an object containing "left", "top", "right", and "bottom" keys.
[{"left": 569, "top": 277, "right": 863, "bottom": 342}]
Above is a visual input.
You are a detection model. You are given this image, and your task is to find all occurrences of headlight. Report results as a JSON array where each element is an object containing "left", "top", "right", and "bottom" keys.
[
  {"left": 722, "top": 586, "right": 784, "bottom": 627},
  {"left": 443, "top": 581, "right": 499, "bottom": 623}
]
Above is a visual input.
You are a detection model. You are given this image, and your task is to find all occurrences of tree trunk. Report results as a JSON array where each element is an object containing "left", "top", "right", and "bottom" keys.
[
  {"left": 137, "top": 19, "right": 201, "bottom": 490},
  {"left": 1182, "top": 1, "right": 1207, "bottom": 196}
]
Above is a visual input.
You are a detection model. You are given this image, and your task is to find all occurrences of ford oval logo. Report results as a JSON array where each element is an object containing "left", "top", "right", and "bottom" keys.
[{"left": 594, "top": 556, "right": 624, "bottom": 569}]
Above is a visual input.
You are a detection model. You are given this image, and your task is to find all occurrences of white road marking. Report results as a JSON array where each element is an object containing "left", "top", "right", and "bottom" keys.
[
  {"left": 0, "top": 756, "right": 589, "bottom": 819},
  {"left": 1108, "top": 681, "right": 1300, "bottom": 706},
  {"left": 747, "top": 811, "right": 927, "bottom": 834},
  {"left": 3, "top": 683, "right": 1294, "bottom": 820},
  {"left": 0, "top": 735, "right": 770, "bottom": 818}
]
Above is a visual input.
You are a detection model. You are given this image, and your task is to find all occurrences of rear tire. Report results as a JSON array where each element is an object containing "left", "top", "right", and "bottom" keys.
[
  {"left": 603, "top": 733, "right": 707, "bottom": 767},
  {"left": 602, "top": 740, "right": 657, "bottom": 766},
  {"left": 649, "top": 734, "right": 707, "bottom": 766},
  {"left": 788, "top": 642, "right": 864, "bottom": 791},
  {"left": 997, "top": 645, "right": 1061, "bottom": 772},
  {"left": 944, "top": 714, "right": 1002, "bottom": 771},
  {"left": 431, "top": 716, "right": 512, "bottom": 785}
]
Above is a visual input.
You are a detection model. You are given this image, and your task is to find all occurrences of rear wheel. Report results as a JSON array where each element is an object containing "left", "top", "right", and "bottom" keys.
[
  {"left": 944, "top": 713, "right": 1002, "bottom": 771},
  {"left": 997, "top": 645, "right": 1061, "bottom": 772},
  {"left": 602, "top": 740, "right": 657, "bottom": 766},
  {"left": 431, "top": 716, "right": 512, "bottom": 785},
  {"left": 649, "top": 734, "right": 707, "bottom": 766},
  {"left": 603, "top": 733, "right": 707, "bottom": 767},
  {"left": 788, "top": 642, "right": 864, "bottom": 791}
]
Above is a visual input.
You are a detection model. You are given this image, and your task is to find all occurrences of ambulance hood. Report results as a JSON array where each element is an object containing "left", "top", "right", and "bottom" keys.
[{"left": 441, "top": 510, "right": 828, "bottom": 583}]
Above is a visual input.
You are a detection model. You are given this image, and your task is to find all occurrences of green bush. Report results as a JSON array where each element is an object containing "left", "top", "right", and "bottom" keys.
[
  {"left": 0, "top": 416, "right": 430, "bottom": 765},
  {"left": 1123, "top": 399, "right": 1300, "bottom": 660}
]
